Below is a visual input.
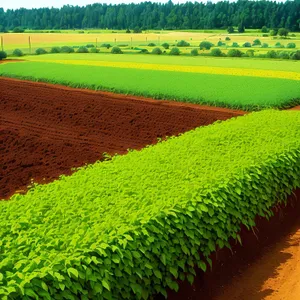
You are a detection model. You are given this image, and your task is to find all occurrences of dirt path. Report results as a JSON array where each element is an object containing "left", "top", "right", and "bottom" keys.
[
  {"left": 216, "top": 205, "right": 300, "bottom": 300},
  {"left": 0, "top": 77, "right": 244, "bottom": 200}
]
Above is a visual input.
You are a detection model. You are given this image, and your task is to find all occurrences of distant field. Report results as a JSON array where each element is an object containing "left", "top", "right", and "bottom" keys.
[
  {"left": 1, "top": 30, "right": 299, "bottom": 55},
  {"left": 1, "top": 53, "right": 299, "bottom": 110}
]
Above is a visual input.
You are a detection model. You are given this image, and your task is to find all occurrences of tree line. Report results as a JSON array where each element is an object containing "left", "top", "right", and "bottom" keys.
[{"left": 0, "top": 0, "right": 299, "bottom": 32}]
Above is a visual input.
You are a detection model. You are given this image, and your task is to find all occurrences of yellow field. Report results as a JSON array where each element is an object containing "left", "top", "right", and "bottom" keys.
[
  {"left": 28, "top": 58, "right": 300, "bottom": 81},
  {"left": 2, "top": 31, "right": 300, "bottom": 53}
]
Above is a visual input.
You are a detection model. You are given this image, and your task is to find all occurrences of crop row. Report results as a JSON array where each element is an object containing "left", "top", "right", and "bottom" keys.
[
  {"left": 0, "top": 110, "right": 299, "bottom": 299},
  {"left": 0, "top": 62, "right": 299, "bottom": 110}
]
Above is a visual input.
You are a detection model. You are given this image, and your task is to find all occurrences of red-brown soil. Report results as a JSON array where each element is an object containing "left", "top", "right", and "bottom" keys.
[
  {"left": 157, "top": 189, "right": 300, "bottom": 300},
  {"left": 290, "top": 105, "right": 300, "bottom": 110},
  {"left": 0, "top": 77, "right": 244, "bottom": 200}
]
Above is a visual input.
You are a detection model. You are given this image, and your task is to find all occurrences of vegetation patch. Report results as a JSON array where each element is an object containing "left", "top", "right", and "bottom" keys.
[
  {"left": 0, "top": 110, "right": 299, "bottom": 299},
  {"left": 0, "top": 61, "right": 299, "bottom": 110}
]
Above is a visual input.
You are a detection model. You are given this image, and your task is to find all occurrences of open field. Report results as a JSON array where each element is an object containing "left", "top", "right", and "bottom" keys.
[
  {"left": 1, "top": 109, "right": 299, "bottom": 299},
  {"left": 1, "top": 29, "right": 300, "bottom": 300},
  {"left": 1, "top": 55, "right": 299, "bottom": 110},
  {"left": 0, "top": 77, "right": 243, "bottom": 199},
  {"left": 1, "top": 30, "right": 300, "bottom": 55}
]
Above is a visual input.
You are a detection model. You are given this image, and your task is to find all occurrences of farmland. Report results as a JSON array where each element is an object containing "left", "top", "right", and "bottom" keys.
[
  {"left": 2, "top": 30, "right": 300, "bottom": 55},
  {"left": 1, "top": 27, "right": 300, "bottom": 300},
  {"left": 1, "top": 110, "right": 300, "bottom": 299},
  {"left": 0, "top": 53, "right": 299, "bottom": 110}
]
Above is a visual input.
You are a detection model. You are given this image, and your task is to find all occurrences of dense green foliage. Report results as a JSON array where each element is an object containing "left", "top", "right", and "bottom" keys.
[
  {"left": 111, "top": 47, "right": 123, "bottom": 54},
  {"left": 0, "top": 110, "right": 299, "bottom": 299},
  {"left": 177, "top": 40, "right": 190, "bottom": 47},
  {"left": 0, "top": 61, "right": 299, "bottom": 110},
  {"left": 190, "top": 49, "right": 198, "bottom": 56},
  {"left": 77, "top": 46, "right": 89, "bottom": 53},
  {"left": 0, "top": 1, "right": 299, "bottom": 31},
  {"left": 169, "top": 47, "right": 180, "bottom": 56},
  {"left": 60, "top": 46, "right": 74, "bottom": 53},
  {"left": 0, "top": 51, "right": 6, "bottom": 60},
  {"left": 199, "top": 41, "right": 214, "bottom": 50},
  {"left": 12, "top": 48, "right": 23, "bottom": 57},
  {"left": 35, "top": 48, "right": 47, "bottom": 55},
  {"left": 152, "top": 47, "right": 162, "bottom": 55}
]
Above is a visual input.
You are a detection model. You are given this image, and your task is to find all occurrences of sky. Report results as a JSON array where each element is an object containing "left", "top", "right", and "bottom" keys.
[{"left": 2, "top": 0, "right": 215, "bottom": 11}]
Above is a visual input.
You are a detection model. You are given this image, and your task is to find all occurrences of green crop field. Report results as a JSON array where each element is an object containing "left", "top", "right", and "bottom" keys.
[
  {"left": 1, "top": 53, "right": 299, "bottom": 110},
  {"left": 1, "top": 110, "right": 299, "bottom": 299}
]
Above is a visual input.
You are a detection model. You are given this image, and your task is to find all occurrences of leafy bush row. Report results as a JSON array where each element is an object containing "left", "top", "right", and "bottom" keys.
[{"left": 0, "top": 110, "right": 299, "bottom": 299}]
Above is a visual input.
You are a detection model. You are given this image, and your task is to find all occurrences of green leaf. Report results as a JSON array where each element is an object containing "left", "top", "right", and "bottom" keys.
[
  {"left": 102, "top": 279, "right": 110, "bottom": 291},
  {"left": 198, "top": 261, "right": 207, "bottom": 272},
  {"left": 154, "top": 269, "right": 162, "bottom": 280},
  {"left": 67, "top": 267, "right": 78, "bottom": 278}
]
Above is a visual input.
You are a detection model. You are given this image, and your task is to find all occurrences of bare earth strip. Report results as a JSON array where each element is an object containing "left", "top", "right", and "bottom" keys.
[{"left": 0, "top": 77, "right": 244, "bottom": 200}]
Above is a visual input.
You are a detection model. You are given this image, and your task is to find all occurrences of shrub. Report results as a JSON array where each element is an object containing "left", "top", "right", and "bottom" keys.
[
  {"left": 290, "top": 50, "right": 300, "bottom": 60},
  {"left": 243, "top": 42, "right": 251, "bottom": 47},
  {"left": 177, "top": 40, "right": 190, "bottom": 47},
  {"left": 227, "top": 49, "right": 243, "bottom": 57},
  {"left": 152, "top": 47, "right": 162, "bottom": 55},
  {"left": 86, "top": 44, "right": 95, "bottom": 48},
  {"left": 210, "top": 48, "right": 223, "bottom": 57},
  {"left": 278, "top": 28, "right": 289, "bottom": 37},
  {"left": 126, "top": 29, "right": 131, "bottom": 33},
  {"left": 148, "top": 43, "right": 156, "bottom": 47},
  {"left": 12, "top": 48, "right": 23, "bottom": 57},
  {"left": 246, "top": 49, "right": 255, "bottom": 57},
  {"left": 12, "top": 27, "right": 24, "bottom": 33},
  {"left": 199, "top": 41, "right": 214, "bottom": 50},
  {"left": 225, "top": 37, "right": 231, "bottom": 41},
  {"left": 111, "top": 46, "right": 123, "bottom": 54},
  {"left": 270, "top": 29, "right": 278, "bottom": 36},
  {"left": 60, "top": 46, "right": 74, "bottom": 53},
  {"left": 262, "top": 34, "right": 269, "bottom": 37},
  {"left": 76, "top": 46, "right": 89, "bottom": 53},
  {"left": 227, "top": 26, "right": 234, "bottom": 33},
  {"left": 278, "top": 51, "right": 290, "bottom": 59},
  {"left": 287, "top": 43, "right": 296, "bottom": 49},
  {"left": 140, "top": 49, "right": 149, "bottom": 54},
  {"left": 35, "top": 48, "right": 47, "bottom": 55},
  {"left": 0, "top": 51, "right": 7, "bottom": 60},
  {"left": 169, "top": 47, "right": 180, "bottom": 55},
  {"left": 50, "top": 47, "right": 61, "bottom": 53},
  {"left": 266, "top": 50, "right": 278, "bottom": 59},
  {"left": 101, "top": 43, "right": 112, "bottom": 49},
  {"left": 161, "top": 43, "right": 169, "bottom": 49},
  {"left": 252, "top": 39, "right": 261, "bottom": 46},
  {"left": 261, "top": 26, "right": 269, "bottom": 33},
  {"left": 118, "top": 44, "right": 128, "bottom": 47},
  {"left": 191, "top": 48, "right": 199, "bottom": 56},
  {"left": 133, "top": 27, "right": 142, "bottom": 33},
  {"left": 275, "top": 42, "right": 284, "bottom": 48},
  {"left": 238, "top": 22, "right": 245, "bottom": 33},
  {"left": 261, "top": 43, "right": 269, "bottom": 48},
  {"left": 290, "top": 34, "right": 296, "bottom": 37},
  {"left": 232, "top": 42, "right": 239, "bottom": 47},
  {"left": 89, "top": 47, "right": 99, "bottom": 53},
  {"left": 217, "top": 41, "right": 225, "bottom": 46}
]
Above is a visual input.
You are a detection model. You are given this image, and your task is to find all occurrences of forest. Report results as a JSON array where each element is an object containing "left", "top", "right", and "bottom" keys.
[{"left": 0, "top": 0, "right": 299, "bottom": 32}]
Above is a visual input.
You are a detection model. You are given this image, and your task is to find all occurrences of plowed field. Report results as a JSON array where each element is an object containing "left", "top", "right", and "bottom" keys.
[{"left": 0, "top": 77, "right": 244, "bottom": 199}]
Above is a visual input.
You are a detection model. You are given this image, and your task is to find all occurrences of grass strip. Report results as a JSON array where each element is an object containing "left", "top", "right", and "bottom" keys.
[{"left": 0, "top": 110, "right": 299, "bottom": 299}]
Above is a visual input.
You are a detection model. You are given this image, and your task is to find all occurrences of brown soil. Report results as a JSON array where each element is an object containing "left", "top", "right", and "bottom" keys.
[
  {"left": 0, "top": 77, "right": 244, "bottom": 200},
  {"left": 290, "top": 105, "right": 300, "bottom": 110},
  {"left": 158, "top": 189, "right": 300, "bottom": 300}
]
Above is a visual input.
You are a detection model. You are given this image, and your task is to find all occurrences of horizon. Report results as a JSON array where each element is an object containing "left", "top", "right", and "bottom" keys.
[{"left": 1, "top": 0, "right": 286, "bottom": 11}]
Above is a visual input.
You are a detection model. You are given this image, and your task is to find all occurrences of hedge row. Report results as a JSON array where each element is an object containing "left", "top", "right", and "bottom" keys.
[{"left": 0, "top": 110, "right": 300, "bottom": 299}]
